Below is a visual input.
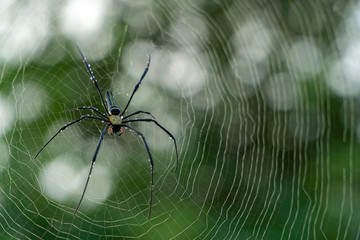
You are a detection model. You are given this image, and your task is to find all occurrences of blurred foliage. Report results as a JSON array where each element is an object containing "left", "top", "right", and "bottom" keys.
[{"left": 0, "top": 0, "right": 359, "bottom": 239}]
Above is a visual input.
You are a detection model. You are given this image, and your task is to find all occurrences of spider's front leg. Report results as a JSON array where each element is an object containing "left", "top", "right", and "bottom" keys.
[
  {"left": 122, "top": 110, "right": 156, "bottom": 120},
  {"left": 122, "top": 118, "right": 179, "bottom": 172},
  {"left": 74, "top": 124, "right": 110, "bottom": 215},
  {"left": 34, "top": 115, "right": 109, "bottom": 159},
  {"left": 122, "top": 124, "right": 154, "bottom": 219}
]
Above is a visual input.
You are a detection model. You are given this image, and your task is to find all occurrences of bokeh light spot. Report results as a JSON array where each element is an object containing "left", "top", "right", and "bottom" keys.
[
  {"left": 0, "top": 0, "right": 51, "bottom": 63},
  {"left": 0, "top": 94, "right": 15, "bottom": 136},
  {"left": 13, "top": 82, "right": 48, "bottom": 122},
  {"left": 287, "top": 38, "right": 322, "bottom": 77},
  {"left": 327, "top": 40, "right": 360, "bottom": 97},
  {"left": 264, "top": 73, "right": 299, "bottom": 111}
]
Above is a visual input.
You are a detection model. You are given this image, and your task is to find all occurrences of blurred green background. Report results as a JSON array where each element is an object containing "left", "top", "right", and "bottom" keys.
[{"left": 0, "top": 0, "right": 359, "bottom": 239}]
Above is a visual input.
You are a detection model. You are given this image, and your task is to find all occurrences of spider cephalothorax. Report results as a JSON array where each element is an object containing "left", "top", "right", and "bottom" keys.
[{"left": 34, "top": 45, "right": 179, "bottom": 219}]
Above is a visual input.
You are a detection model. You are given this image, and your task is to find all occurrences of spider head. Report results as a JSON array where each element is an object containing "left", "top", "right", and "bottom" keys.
[
  {"left": 108, "top": 124, "right": 124, "bottom": 135},
  {"left": 106, "top": 90, "right": 121, "bottom": 115}
]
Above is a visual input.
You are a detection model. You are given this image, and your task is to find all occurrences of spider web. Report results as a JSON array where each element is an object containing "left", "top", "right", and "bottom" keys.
[{"left": 1, "top": 0, "right": 360, "bottom": 239}]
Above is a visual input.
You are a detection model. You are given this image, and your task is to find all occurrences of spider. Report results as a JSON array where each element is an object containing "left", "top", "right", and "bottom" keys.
[{"left": 34, "top": 45, "right": 179, "bottom": 219}]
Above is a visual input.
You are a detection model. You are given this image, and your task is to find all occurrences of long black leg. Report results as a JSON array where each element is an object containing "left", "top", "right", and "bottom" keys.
[
  {"left": 122, "top": 110, "right": 155, "bottom": 120},
  {"left": 64, "top": 106, "right": 108, "bottom": 119},
  {"left": 122, "top": 118, "right": 179, "bottom": 173},
  {"left": 77, "top": 45, "right": 109, "bottom": 115},
  {"left": 34, "top": 115, "right": 108, "bottom": 159},
  {"left": 74, "top": 124, "right": 109, "bottom": 215},
  {"left": 120, "top": 55, "right": 151, "bottom": 116},
  {"left": 122, "top": 124, "right": 154, "bottom": 219}
]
